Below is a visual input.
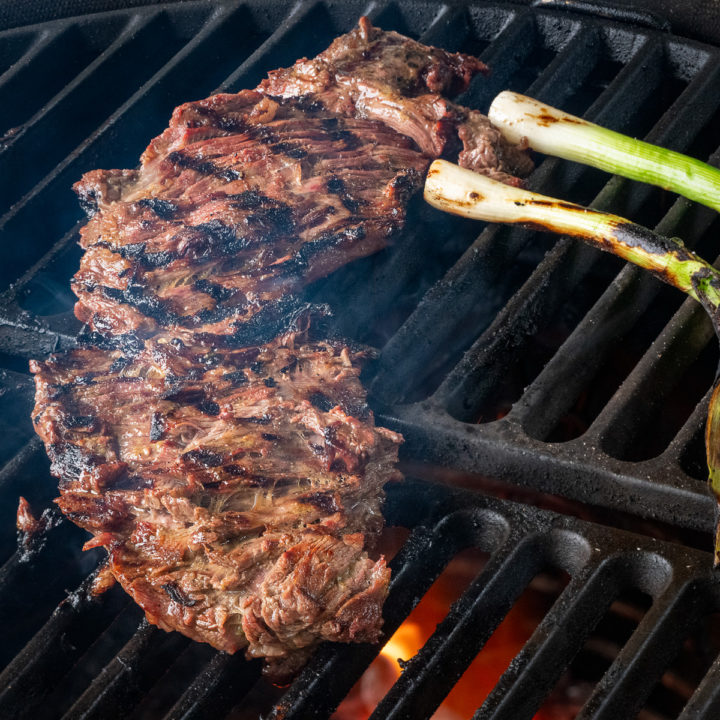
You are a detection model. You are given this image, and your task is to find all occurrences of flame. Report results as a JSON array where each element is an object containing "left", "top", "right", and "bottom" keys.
[
  {"left": 333, "top": 550, "right": 574, "bottom": 720},
  {"left": 379, "top": 621, "right": 424, "bottom": 672}
]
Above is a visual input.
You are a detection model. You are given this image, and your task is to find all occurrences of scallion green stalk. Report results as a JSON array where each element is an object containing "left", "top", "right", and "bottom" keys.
[{"left": 487, "top": 90, "right": 720, "bottom": 213}]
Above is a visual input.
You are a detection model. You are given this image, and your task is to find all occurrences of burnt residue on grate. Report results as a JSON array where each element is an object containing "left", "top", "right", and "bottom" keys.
[{"left": 1, "top": 1, "right": 720, "bottom": 719}]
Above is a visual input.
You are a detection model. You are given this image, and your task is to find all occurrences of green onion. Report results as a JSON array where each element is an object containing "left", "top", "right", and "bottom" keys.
[
  {"left": 487, "top": 90, "right": 720, "bottom": 213},
  {"left": 706, "top": 383, "right": 720, "bottom": 564},
  {"left": 425, "top": 159, "right": 720, "bottom": 562},
  {"left": 424, "top": 160, "right": 720, "bottom": 313}
]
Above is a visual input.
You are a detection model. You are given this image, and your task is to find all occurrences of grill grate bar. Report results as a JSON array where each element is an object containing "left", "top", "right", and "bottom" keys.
[
  {"left": 666, "top": 387, "right": 711, "bottom": 464},
  {"left": 382, "top": 404, "right": 717, "bottom": 532},
  {"left": 0, "top": 26, "right": 67, "bottom": 115},
  {"left": 0, "top": 516, "right": 101, "bottom": 667},
  {"left": 63, "top": 620, "right": 190, "bottom": 720},
  {"left": 587, "top": 296, "right": 715, "bottom": 456},
  {"left": 370, "top": 526, "right": 560, "bottom": 720},
  {"left": 0, "top": 2, "right": 268, "bottom": 286},
  {"left": 0, "top": 27, "right": 40, "bottom": 79},
  {"left": 0, "top": 437, "right": 43, "bottom": 508},
  {"left": 576, "top": 577, "right": 715, "bottom": 720},
  {"left": 677, "top": 649, "right": 720, "bottom": 719},
  {"left": 524, "top": 24, "right": 601, "bottom": 104},
  {"left": 409, "top": 4, "right": 469, "bottom": 51},
  {"left": 0, "top": 572, "right": 129, "bottom": 719},
  {"left": 272, "top": 480, "right": 713, "bottom": 719},
  {"left": 475, "top": 551, "right": 672, "bottom": 720},
  {"left": 0, "top": 11, "right": 155, "bottom": 212},
  {"left": 163, "top": 652, "right": 261, "bottom": 720},
  {"left": 219, "top": 0, "right": 331, "bottom": 93},
  {"left": 457, "top": 9, "right": 539, "bottom": 106}
]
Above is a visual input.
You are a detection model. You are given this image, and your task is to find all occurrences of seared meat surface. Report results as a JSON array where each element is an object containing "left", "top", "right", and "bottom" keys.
[
  {"left": 72, "top": 19, "right": 531, "bottom": 340},
  {"left": 31, "top": 19, "right": 532, "bottom": 676},
  {"left": 261, "top": 17, "right": 534, "bottom": 181},
  {"left": 73, "top": 100, "right": 430, "bottom": 339},
  {"left": 31, "top": 329, "right": 401, "bottom": 679}
]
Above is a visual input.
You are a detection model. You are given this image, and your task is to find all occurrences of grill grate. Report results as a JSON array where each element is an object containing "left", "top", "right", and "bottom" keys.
[{"left": 2, "top": 1, "right": 720, "bottom": 718}]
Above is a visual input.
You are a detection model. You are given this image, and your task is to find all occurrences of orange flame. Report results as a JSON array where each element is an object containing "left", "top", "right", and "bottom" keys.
[{"left": 333, "top": 549, "right": 574, "bottom": 720}]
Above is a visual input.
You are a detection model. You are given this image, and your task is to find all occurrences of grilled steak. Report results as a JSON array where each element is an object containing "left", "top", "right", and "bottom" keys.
[
  {"left": 30, "top": 328, "right": 401, "bottom": 679},
  {"left": 71, "top": 19, "right": 531, "bottom": 340},
  {"left": 30, "top": 19, "right": 533, "bottom": 675}
]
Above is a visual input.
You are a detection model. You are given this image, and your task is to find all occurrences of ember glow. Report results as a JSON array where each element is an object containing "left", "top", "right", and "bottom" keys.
[{"left": 333, "top": 549, "right": 572, "bottom": 719}]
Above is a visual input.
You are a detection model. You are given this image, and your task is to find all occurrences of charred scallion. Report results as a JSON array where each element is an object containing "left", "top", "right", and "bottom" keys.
[
  {"left": 487, "top": 90, "right": 720, "bottom": 213},
  {"left": 424, "top": 159, "right": 720, "bottom": 312}
]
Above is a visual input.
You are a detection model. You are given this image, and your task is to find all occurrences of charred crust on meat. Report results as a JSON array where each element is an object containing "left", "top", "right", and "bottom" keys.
[
  {"left": 150, "top": 412, "right": 166, "bottom": 441},
  {"left": 229, "top": 190, "right": 265, "bottom": 210},
  {"left": 198, "top": 399, "right": 221, "bottom": 416},
  {"left": 326, "top": 176, "right": 364, "bottom": 212},
  {"left": 298, "top": 492, "right": 341, "bottom": 514},
  {"left": 245, "top": 204, "right": 295, "bottom": 236},
  {"left": 48, "top": 443, "right": 98, "bottom": 482},
  {"left": 109, "top": 356, "right": 131, "bottom": 373},
  {"left": 224, "top": 464, "right": 247, "bottom": 477},
  {"left": 245, "top": 415, "right": 272, "bottom": 425},
  {"left": 217, "top": 168, "right": 244, "bottom": 182},
  {"left": 167, "top": 150, "right": 219, "bottom": 177},
  {"left": 137, "top": 198, "right": 178, "bottom": 219},
  {"left": 64, "top": 414, "right": 96, "bottom": 429},
  {"left": 193, "top": 278, "right": 236, "bottom": 302},
  {"left": 193, "top": 220, "right": 249, "bottom": 254},
  {"left": 279, "top": 228, "right": 366, "bottom": 277},
  {"left": 269, "top": 141, "right": 308, "bottom": 159},
  {"left": 113, "top": 474, "right": 154, "bottom": 491},
  {"left": 388, "top": 168, "right": 422, "bottom": 200},
  {"left": 222, "top": 369, "right": 248, "bottom": 385},
  {"left": 76, "top": 188, "right": 98, "bottom": 217},
  {"left": 161, "top": 582, "right": 196, "bottom": 607},
  {"left": 279, "top": 357, "right": 297, "bottom": 374},
  {"left": 283, "top": 94, "right": 326, "bottom": 114},
  {"left": 183, "top": 448, "right": 225, "bottom": 467},
  {"left": 263, "top": 377, "right": 277, "bottom": 388},
  {"left": 141, "top": 250, "right": 178, "bottom": 269},
  {"left": 162, "top": 387, "right": 220, "bottom": 416},
  {"left": 220, "top": 298, "right": 330, "bottom": 348},
  {"left": 309, "top": 391, "right": 335, "bottom": 412}
]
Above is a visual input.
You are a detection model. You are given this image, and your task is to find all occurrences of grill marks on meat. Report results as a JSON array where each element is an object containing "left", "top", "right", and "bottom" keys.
[
  {"left": 31, "top": 332, "right": 402, "bottom": 678},
  {"left": 71, "top": 20, "right": 531, "bottom": 340},
  {"left": 73, "top": 98, "right": 428, "bottom": 338}
]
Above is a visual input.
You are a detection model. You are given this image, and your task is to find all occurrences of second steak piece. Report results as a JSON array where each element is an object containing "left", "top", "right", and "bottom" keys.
[
  {"left": 71, "top": 19, "right": 532, "bottom": 341},
  {"left": 30, "top": 328, "right": 402, "bottom": 679}
]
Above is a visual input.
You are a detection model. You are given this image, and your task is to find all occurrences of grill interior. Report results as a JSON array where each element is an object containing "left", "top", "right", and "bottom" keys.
[{"left": 2, "top": 1, "right": 720, "bottom": 718}]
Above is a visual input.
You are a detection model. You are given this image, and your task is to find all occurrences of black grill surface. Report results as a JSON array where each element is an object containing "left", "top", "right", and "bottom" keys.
[{"left": 2, "top": 1, "right": 720, "bottom": 718}]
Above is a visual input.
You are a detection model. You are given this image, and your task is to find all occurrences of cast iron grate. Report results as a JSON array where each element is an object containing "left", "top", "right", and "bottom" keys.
[{"left": 2, "top": 1, "right": 720, "bottom": 718}]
